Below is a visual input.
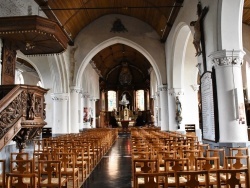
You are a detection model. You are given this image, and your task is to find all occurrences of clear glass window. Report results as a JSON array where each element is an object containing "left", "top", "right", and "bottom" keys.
[{"left": 108, "top": 90, "right": 117, "bottom": 111}]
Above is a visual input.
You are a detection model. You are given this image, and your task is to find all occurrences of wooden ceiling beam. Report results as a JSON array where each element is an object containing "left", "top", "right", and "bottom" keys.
[{"left": 160, "top": 0, "right": 184, "bottom": 43}]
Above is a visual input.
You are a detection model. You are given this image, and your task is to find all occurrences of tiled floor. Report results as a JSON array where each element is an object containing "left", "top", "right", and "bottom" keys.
[{"left": 81, "top": 133, "right": 132, "bottom": 188}]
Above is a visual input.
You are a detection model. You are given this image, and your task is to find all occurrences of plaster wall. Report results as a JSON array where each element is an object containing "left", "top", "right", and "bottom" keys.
[
  {"left": 21, "top": 72, "right": 40, "bottom": 85},
  {"left": 82, "top": 64, "right": 100, "bottom": 99},
  {"left": 150, "top": 70, "right": 157, "bottom": 98},
  {"left": 183, "top": 37, "right": 199, "bottom": 128},
  {"left": 0, "top": 0, "right": 46, "bottom": 17}
]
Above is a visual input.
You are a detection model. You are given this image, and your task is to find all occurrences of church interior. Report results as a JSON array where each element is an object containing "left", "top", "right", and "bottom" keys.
[{"left": 0, "top": 0, "right": 250, "bottom": 187}]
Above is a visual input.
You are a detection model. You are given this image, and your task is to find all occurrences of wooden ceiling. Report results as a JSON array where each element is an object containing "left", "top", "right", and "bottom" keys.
[
  {"left": 34, "top": 0, "right": 184, "bottom": 90},
  {"left": 243, "top": 0, "right": 250, "bottom": 25},
  {"left": 37, "top": 0, "right": 184, "bottom": 42},
  {"left": 3, "top": 0, "right": 250, "bottom": 90},
  {"left": 92, "top": 43, "right": 151, "bottom": 90}
]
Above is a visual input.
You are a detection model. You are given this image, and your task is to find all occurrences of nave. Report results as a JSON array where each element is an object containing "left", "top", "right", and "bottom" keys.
[
  {"left": 82, "top": 133, "right": 132, "bottom": 188},
  {"left": 1, "top": 127, "right": 250, "bottom": 188}
]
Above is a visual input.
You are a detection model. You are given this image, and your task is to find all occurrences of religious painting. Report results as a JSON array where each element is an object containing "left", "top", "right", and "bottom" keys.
[{"left": 83, "top": 107, "right": 90, "bottom": 122}]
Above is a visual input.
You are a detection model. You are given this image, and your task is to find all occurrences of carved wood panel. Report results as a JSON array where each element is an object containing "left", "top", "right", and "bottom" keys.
[{"left": 1, "top": 40, "right": 16, "bottom": 85}]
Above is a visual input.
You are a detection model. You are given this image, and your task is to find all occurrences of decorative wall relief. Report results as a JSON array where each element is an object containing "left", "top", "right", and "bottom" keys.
[{"left": 110, "top": 18, "right": 128, "bottom": 33}]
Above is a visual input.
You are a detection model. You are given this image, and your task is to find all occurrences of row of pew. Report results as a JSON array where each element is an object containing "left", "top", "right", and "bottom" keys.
[
  {"left": 131, "top": 128, "right": 250, "bottom": 188},
  {"left": 0, "top": 128, "right": 118, "bottom": 188}
]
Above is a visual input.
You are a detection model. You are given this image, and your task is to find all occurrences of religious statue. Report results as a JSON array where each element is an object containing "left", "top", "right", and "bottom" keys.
[
  {"left": 175, "top": 96, "right": 182, "bottom": 124},
  {"left": 119, "top": 94, "right": 129, "bottom": 106},
  {"left": 190, "top": 2, "right": 208, "bottom": 57}
]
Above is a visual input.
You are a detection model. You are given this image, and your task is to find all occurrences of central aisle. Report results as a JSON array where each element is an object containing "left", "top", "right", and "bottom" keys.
[{"left": 81, "top": 133, "right": 132, "bottom": 188}]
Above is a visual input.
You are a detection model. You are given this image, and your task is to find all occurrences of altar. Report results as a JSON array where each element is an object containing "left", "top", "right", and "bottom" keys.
[{"left": 118, "top": 120, "right": 134, "bottom": 132}]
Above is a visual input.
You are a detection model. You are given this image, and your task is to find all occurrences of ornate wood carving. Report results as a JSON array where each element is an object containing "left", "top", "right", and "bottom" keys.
[
  {"left": 0, "top": 16, "right": 71, "bottom": 55},
  {"left": 0, "top": 91, "right": 25, "bottom": 137},
  {"left": 0, "top": 85, "right": 48, "bottom": 151},
  {"left": 1, "top": 40, "right": 17, "bottom": 85}
]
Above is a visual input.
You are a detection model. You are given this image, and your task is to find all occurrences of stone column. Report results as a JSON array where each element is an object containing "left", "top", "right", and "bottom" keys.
[
  {"left": 79, "top": 93, "right": 83, "bottom": 129},
  {"left": 210, "top": 50, "right": 248, "bottom": 142},
  {"left": 151, "top": 95, "right": 156, "bottom": 126},
  {"left": 51, "top": 93, "right": 69, "bottom": 135},
  {"left": 83, "top": 92, "right": 91, "bottom": 129},
  {"left": 70, "top": 87, "right": 81, "bottom": 133},
  {"left": 154, "top": 92, "right": 160, "bottom": 127},
  {"left": 90, "top": 98, "right": 98, "bottom": 128},
  {"left": 158, "top": 85, "right": 169, "bottom": 131}
]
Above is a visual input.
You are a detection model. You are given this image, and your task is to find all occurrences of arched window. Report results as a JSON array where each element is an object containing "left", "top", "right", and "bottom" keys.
[
  {"left": 15, "top": 69, "right": 24, "bottom": 84},
  {"left": 108, "top": 90, "right": 117, "bottom": 111},
  {"left": 136, "top": 90, "right": 144, "bottom": 111}
]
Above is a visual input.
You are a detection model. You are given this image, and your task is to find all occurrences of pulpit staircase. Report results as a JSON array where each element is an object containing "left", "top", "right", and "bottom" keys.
[{"left": 0, "top": 85, "right": 48, "bottom": 151}]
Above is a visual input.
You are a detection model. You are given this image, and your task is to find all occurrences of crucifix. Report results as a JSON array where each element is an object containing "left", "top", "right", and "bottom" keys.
[{"left": 190, "top": 2, "right": 208, "bottom": 70}]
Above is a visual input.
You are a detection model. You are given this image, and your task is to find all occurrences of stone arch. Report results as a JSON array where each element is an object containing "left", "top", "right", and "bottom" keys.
[
  {"left": 75, "top": 36, "right": 162, "bottom": 88},
  {"left": 16, "top": 53, "right": 44, "bottom": 87},
  {"left": 171, "top": 23, "right": 192, "bottom": 88}
]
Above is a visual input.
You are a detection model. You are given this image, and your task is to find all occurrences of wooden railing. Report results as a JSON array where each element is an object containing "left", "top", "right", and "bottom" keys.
[{"left": 0, "top": 84, "right": 48, "bottom": 151}]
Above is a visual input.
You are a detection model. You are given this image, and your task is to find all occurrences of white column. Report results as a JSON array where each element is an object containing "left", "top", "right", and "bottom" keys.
[
  {"left": 51, "top": 93, "right": 69, "bottom": 135},
  {"left": 158, "top": 85, "right": 169, "bottom": 131},
  {"left": 90, "top": 98, "right": 98, "bottom": 128},
  {"left": 79, "top": 94, "right": 83, "bottom": 129},
  {"left": 155, "top": 92, "right": 160, "bottom": 127},
  {"left": 83, "top": 92, "right": 91, "bottom": 128},
  {"left": 152, "top": 95, "right": 158, "bottom": 126},
  {"left": 210, "top": 50, "right": 248, "bottom": 142},
  {"left": 70, "top": 87, "right": 81, "bottom": 133}
]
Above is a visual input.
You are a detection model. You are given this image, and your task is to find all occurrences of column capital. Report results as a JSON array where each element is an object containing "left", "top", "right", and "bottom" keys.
[
  {"left": 51, "top": 93, "right": 69, "bottom": 101},
  {"left": 70, "top": 86, "right": 82, "bottom": 94},
  {"left": 82, "top": 92, "right": 90, "bottom": 98},
  {"left": 158, "top": 85, "right": 168, "bottom": 92},
  {"left": 90, "top": 98, "right": 98, "bottom": 102},
  {"left": 168, "top": 88, "right": 184, "bottom": 96},
  {"left": 209, "top": 50, "right": 245, "bottom": 67}
]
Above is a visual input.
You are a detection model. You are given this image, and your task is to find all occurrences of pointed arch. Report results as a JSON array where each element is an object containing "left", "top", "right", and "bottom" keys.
[
  {"left": 75, "top": 37, "right": 162, "bottom": 88},
  {"left": 171, "top": 23, "right": 192, "bottom": 89}
]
